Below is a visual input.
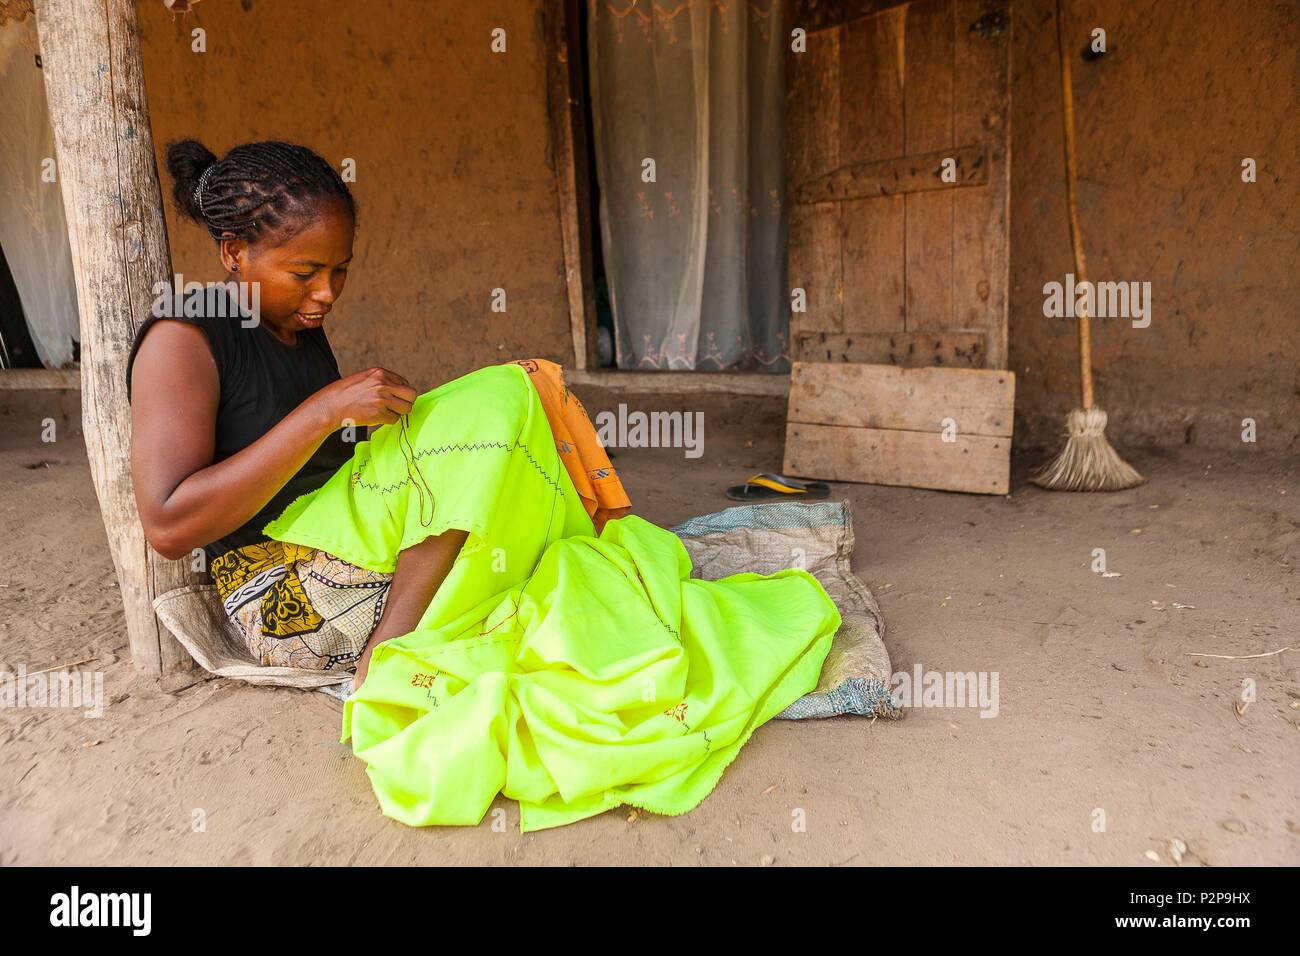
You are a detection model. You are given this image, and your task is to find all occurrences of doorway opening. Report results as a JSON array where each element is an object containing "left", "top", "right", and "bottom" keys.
[{"left": 560, "top": 0, "right": 791, "bottom": 378}]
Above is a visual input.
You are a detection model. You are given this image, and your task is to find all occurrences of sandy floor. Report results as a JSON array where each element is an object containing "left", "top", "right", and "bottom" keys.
[{"left": 0, "top": 388, "right": 1296, "bottom": 866}]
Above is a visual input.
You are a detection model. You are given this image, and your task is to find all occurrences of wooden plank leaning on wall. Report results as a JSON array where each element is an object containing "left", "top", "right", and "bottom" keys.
[{"left": 784, "top": 363, "right": 1015, "bottom": 494}]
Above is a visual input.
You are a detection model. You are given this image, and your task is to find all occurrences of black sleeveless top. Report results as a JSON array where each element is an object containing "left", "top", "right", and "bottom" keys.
[{"left": 126, "top": 288, "right": 351, "bottom": 561}]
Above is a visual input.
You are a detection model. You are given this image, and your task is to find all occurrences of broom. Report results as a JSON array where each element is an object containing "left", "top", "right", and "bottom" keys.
[{"left": 1032, "top": 0, "right": 1144, "bottom": 492}]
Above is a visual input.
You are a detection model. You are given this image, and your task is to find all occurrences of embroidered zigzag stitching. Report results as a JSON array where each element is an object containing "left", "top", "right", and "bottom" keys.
[{"left": 352, "top": 439, "right": 564, "bottom": 497}]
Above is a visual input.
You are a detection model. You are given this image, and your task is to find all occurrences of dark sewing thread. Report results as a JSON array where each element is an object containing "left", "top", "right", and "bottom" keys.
[{"left": 397, "top": 413, "right": 437, "bottom": 528}]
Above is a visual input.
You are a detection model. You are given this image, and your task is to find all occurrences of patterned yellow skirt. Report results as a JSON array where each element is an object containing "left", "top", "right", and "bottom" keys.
[{"left": 210, "top": 541, "right": 392, "bottom": 671}]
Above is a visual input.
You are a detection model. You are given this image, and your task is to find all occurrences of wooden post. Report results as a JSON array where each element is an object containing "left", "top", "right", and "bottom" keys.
[
  {"left": 34, "top": 0, "right": 194, "bottom": 677},
  {"left": 543, "top": 0, "right": 600, "bottom": 371}
]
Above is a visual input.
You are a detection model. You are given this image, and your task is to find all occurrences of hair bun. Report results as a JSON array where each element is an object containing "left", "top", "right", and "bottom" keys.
[{"left": 166, "top": 139, "right": 219, "bottom": 223}]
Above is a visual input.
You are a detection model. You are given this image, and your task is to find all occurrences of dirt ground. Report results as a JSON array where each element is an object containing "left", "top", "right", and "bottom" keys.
[{"left": 0, "top": 389, "right": 1296, "bottom": 866}]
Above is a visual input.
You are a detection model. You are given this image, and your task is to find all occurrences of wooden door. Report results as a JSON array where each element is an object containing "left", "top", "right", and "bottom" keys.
[{"left": 783, "top": 0, "right": 1014, "bottom": 494}]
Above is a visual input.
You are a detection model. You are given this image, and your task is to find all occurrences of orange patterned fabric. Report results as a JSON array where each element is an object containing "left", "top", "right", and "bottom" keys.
[{"left": 512, "top": 359, "right": 631, "bottom": 532}]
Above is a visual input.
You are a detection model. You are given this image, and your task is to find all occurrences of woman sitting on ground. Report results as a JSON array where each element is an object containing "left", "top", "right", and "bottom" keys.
[
  {"left": 130, "top": 139, "right": 599, "bottom": 686},
  {"left": 129, "top": 139, "right": 840, "bottom": 830}
]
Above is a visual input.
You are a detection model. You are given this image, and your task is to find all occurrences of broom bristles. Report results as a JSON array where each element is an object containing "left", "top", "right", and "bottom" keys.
[{"left": 1031, "top": 406, "right": 1144, "bottom": 492}]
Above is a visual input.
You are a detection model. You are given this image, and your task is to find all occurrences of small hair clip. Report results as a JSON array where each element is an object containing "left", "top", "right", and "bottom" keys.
[{"left": 193, "top": 164, "right": 217, "bottom": 215}]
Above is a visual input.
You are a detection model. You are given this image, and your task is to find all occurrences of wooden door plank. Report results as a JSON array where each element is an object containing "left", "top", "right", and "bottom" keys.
[
  {"left": 784, "top": 421, "right": 1011, "bottom": 494},
  {"left": 952, "top": 0, "right": 1011, "bottom": 368},
  {"left": 789, "top": 207, "right": 844, "bottom": 333},
  {"left": 787, "top": 361, "right": 1015, "bottom": 436},
  {"left": 904, "top": 0, "right": 955, "bottom": 334},
  {"left": 839, "top": 6, "right": 905, "bottom": 164},
  {"left": 788, "top": 23, "right": 842, "bottom": 183},
  {"left": 904, "top": 0, "right": 955, "bottom": 151},
  {"left": 839, "top": 6, "right": 906, "bottom": 335},
  {"left": 788, "top": 26, "right": 844, "bottom": 334},
  {"left": 841, "top": 197, "right": 905, "bottom": 334}
]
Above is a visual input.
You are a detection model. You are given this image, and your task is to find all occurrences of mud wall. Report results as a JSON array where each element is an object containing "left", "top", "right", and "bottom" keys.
[
  {"left": 1008, "top": 0, "right": 1298, "bottom": 451},
  {"left": 136, "top": 0, "right": 574, "bottom": 389},
  {"left": 132, "top": 0, "right": 1298, "bottom": 451}
]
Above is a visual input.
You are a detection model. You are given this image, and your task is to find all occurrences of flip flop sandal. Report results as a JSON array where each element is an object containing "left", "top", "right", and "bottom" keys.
[{"left": 726, "top": 472, "right": 831, "bottom": 502}]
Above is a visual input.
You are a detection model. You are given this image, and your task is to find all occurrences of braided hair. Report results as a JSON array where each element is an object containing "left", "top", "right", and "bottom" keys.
[{"left": 166, "top": 139, "right": 355, "bottom": 243}]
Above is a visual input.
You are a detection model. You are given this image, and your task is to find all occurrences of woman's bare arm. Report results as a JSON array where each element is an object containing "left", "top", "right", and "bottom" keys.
[{"left": 129, "top": 321, "right": 415, "bottom": 559}]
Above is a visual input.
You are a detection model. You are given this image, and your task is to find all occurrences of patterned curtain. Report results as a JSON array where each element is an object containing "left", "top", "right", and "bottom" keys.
[{"left": 588, "top": 0, "right": 790, "bottom": 371}]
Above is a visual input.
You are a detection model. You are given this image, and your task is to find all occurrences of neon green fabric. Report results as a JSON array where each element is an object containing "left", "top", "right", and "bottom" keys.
[{"left": 264, "top": 362, "right": 840, "bottom": 831}]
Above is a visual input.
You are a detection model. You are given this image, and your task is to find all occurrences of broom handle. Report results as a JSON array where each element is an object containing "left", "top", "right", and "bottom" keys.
[{"left": 1056, "top": 0, "right": 1094, "bottom": 410}]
